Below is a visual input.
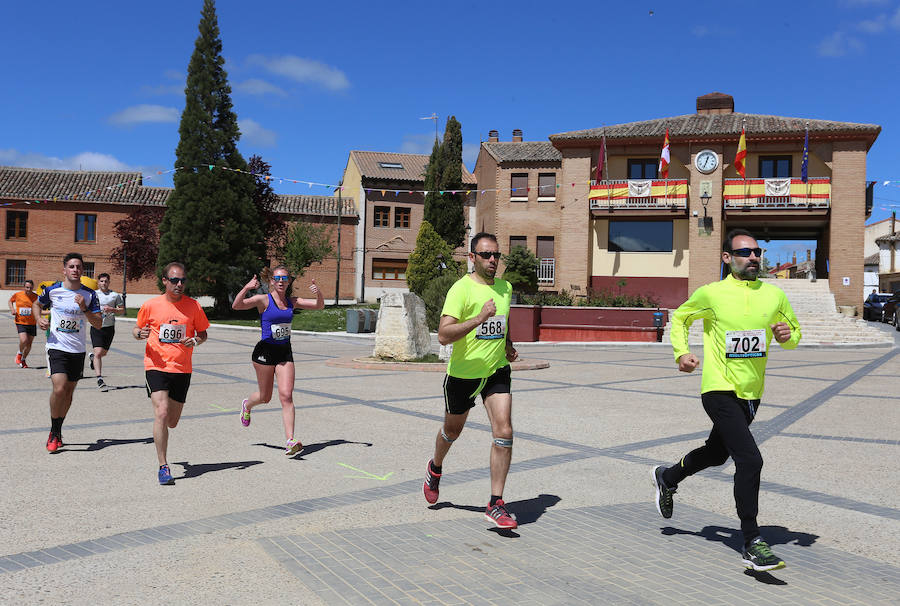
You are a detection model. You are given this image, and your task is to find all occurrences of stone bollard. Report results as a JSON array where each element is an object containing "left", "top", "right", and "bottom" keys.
[{"left": 374, "top": 293, "right": 431, "bottom": 361}]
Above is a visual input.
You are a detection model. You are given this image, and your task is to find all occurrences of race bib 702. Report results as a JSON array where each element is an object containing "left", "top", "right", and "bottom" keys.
[{"left": 725, "top": 329, "right": 767, "bottom": 358}]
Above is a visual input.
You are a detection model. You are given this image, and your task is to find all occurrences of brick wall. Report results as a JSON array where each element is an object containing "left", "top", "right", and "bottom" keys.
[
  {"left": 557, "top": 148, "right": 591, "bottom": 294},
  {"left": 829, "top": 140, "right": 866, "bottom": 307}
]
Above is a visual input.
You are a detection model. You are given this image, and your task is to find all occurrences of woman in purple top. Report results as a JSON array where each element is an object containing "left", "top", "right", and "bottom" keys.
[{"left": 232, "top": 266, "right": 324, "bottom": 455}]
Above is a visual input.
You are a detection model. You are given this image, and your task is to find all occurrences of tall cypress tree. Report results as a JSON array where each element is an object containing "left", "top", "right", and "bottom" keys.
[
  {"left": 157, "top": 0, "right": 264, "bottom": 313},
  {"left": 423, "top": 116, "right": 466, "bottom": 248}
]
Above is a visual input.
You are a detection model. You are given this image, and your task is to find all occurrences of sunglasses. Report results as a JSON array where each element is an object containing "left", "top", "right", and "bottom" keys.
[
  {"left": 165, "top": 277, "right": 187, "bottom": 284},
  {"left": 272, "top": 275, "right": 290, "bottom": 282},
  {"left": 474, "top": 251, "right": 502, "bottom": 260},
  {"left": 730, "top": 247, "right": 762, "bottom": 258}
]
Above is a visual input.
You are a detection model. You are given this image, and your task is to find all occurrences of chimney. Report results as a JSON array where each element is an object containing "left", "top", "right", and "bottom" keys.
[
  {"left": 488, "top": 129, "right": 499, "bottom": 142},
  {"left": 807, "top": 249, "right": 811, "bottom": 261},
  {"left": 792, "top": 252, "right": 797, "bottom": 266},
  {"left": 512, "top": 129, "right": 523, "bottom": 142},
  {"left": 696, "top": 92, "right": 734, "bottom": 115}
]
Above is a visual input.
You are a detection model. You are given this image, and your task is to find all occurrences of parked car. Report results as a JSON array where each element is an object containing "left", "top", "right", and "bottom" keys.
[{"left": 863, "top": 293, "right": 893, "bottom": 321}]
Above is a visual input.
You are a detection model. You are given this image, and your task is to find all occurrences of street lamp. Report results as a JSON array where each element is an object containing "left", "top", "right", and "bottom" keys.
[
  {"left": 699, "top": 193, "right": 712, "bottom": 232},
  {"left": 121, "top": 239, "right": 128, "bottom": 308}
]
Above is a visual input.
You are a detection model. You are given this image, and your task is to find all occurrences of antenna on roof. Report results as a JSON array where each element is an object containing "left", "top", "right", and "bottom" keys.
[{"left": 420, "top": 113, "right": 439, "bottom": 143}]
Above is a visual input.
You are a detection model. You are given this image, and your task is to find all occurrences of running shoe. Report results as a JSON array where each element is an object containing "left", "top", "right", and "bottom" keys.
[
  {"left": 423, "top": 460, "right": 441, "bottom": 504},
  {"left": 97, "top": 377, "right": 108, "bottom": 392},
  {"left": 158, "top": 464, "right": 175, "bottom": 485},
  {"left": 15, "top": 353, "right": 22, "bottom": 367},
  {"left": 239, "top": 399, "right": 251, "bottom": 427},
  {"left": 485, "top": 499, "right": 517, "bottom": 529},
  {"left": 89, "top": 353, "right": 94, "bottom": 370},
  {"left": 20, "top": 359, "right": 28, "bottom": 369},
  {"left": 652, "top": 465, "right": 676, "bottom": 519},
  {"left": 46, "top": 432, "right": 60, "bottom": 453},
  {"left": 285, "top": 438, "right": 303, "bottom": 456},
  {"left": 741, "top": 538, "right": 786, "bottom": 572}
]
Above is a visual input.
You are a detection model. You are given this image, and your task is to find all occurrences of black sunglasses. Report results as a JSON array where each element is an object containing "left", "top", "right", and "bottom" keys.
[
  {"left": 474, "top": 251, "right": 502, "bottom": 260},
  {"left": 165, "top": 277, "right": 187, "bottom": 284},
  {"left": 730, "top": 247, "right": 762, "bottom": 258}
]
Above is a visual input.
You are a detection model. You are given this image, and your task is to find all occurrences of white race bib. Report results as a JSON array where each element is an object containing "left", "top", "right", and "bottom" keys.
[
  {"left": 18, "top": 307, "right": 32, "bottom": 316},
  {"left": 725, "top": 329, "right": 767, "bottom": 358},
  {"left": 476, "top": 314, "right": 506, "bottom": 340},
  {"left": 271, "top": 323, "right": 291, "bottom": 341},
  {"left": 57, "top": 316, "right": 82, "bottom": 333},
  {"left": 159, "top": 323, "right": 186, "bottom": 344}
]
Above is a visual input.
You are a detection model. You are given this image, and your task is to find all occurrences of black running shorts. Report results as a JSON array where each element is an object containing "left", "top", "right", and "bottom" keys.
[
  {"left": 48, "top": 349, "right": 85, "bottom": 382},
  {"left": 90, "top": 326, "right": 115, "bottom": 350},
  {"left": 443, "top": 364, "right": 511, "bottom": 415},
  {"left": 251, "top": 340, "right": 294, "bottom": 366},
  {"left": 16, "top": 323, "right": 37, "bottom": 336},
  {"left": 145, "top": 370, "right": 192, "bottom": 403}
]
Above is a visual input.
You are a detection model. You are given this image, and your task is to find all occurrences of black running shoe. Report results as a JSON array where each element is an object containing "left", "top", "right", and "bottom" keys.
[
  {"left": 742, "top": 538, "right": 786, "bottom": 571},
  {"left": 652, "top": 465, "right": 676, "bottom": 519},
  {"left": 97, "top": 377, "right": 108, "bottom": 392},
  {"left": 89, "top": 353, "right": 94, "bottom": 370},
  {"left": 423, "top": 460, "right": 441, "bottom": 504}
]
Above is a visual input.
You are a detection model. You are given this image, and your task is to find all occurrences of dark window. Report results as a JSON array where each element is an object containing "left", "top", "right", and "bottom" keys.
[
  {"left": 627, "top": 159, "right": 658, "bottom": 180},
  {"left": 5, "top": 260, "right": 25, "bottom": 285},
  {"left": 83, "top": 262, "right": 95, "bottom": 279},
  {"left": 538, "top": 173, "right": 556, "bottom": 198},
  {"left": 509, "top": 236, "right": 527, "bottom": 251},
  {"left": 378, "top": 162, "right": 403, "bottom": 169},
  {"left": 536, "top": 236, "right": 555, "bottom": 259},
  {"left": 372, "top": 259, "right": 407, "bottom": 281},
  {"left": 608, "top": 221, "right": 673, "bottom": 252},
  {"left": 373, "top": 206, "right": 390, "bottom": 228},
  {"left": 6, "top": 211, "right": 27, "bottom": 239},
  {"left": 510, "top": 174, "right": 528, "bottom": 198},
  {"left": 394, "top": 207, "right": 410, "bottom": 229},
  {"left": 759, "top": 156, "right": 792, "bottom": 178},
  {"left": 75, "top": 214, "right": 96, "bottom": 242}
]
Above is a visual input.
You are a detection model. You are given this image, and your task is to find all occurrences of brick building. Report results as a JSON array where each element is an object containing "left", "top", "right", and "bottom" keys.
[
  {"left": 340, "top": 151, "right": 476, "bottom": 302},
  {"left": 0, "top": 166, "right": 357, "bottom": 306}
]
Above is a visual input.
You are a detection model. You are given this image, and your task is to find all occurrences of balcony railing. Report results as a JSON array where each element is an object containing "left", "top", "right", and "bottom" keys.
[
  {"left": 723, "top": 178, "right": 830, "bottom": 209},
  {"left": 589, "top": 179, "right": 688, "bottom": 210},
  {"left": 537, "top": 258, "right": 555, "bottom": 285}
]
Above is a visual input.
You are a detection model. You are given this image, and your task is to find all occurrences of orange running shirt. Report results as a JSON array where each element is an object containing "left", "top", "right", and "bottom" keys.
[
  {"left": 136, "top": 295, "right": 210, "bottom": 373},
  {"left": 9, "top": 291, "right": 38, "bottom": 325}
]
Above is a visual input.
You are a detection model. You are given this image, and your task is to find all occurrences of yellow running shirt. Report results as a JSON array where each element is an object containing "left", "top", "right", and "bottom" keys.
[
  {"left": 670, "top": 274, "right": 801, "bottom": 400},
  {"left": 441, "top": 274, "right": 512, "bottom": 379}
]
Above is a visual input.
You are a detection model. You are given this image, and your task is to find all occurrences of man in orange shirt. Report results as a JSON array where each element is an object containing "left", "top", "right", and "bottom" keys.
[
  {"left": 8, "top": 279, "right": 38, "bottom": 368},
  {"left": 133, "top": 262, "right": 209, "bottom": 485}
]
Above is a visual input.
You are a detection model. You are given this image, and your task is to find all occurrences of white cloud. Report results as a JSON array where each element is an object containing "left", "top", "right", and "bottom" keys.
[
  {"left": 139, "top": 84, "right": 184, "bottom": 96},
  {"left": 400, "top": 133, "right": 437, "bottom": 155},
  {"left": 239, "top": 119, "right": 278, "bottom": 147},
  {"left": 163, "top": 69, "right": 183, "bottom": 81},
  {"left": 246, "top": 54, "right": 350, "bottom": 91},
  {"left": 816, "top": 31, "right": 863, "bottom": 57},
  {"left": 235, "top": 78, "right": 287, "bottom": 97},
  {"left": 108, "top": 104, "right": 179, "bottom": 126},
  {"left": 0, "top": 149, "right": 133, "bottom": 171}
]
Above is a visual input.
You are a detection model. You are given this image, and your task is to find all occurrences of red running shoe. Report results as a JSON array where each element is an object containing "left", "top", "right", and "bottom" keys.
[
  {"left": 423, "top": 460, "right": 441, "bottom": 504},
  {"left": 46, "top": 433, "right": 60, "bottom": 453},
  {"left": 485, "top": 499, "right": 517, "bottom": 529},
  {"left": 15, "top": 353, "right": 22, "bottom": 367},
  {"left": 20, "top": 359, "right": 28, "bottom": 369}
]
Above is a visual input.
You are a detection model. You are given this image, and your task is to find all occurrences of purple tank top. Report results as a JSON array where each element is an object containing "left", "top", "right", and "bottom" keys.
[{"left": 260, "top": 293, "right": 294, "bottom": 344}]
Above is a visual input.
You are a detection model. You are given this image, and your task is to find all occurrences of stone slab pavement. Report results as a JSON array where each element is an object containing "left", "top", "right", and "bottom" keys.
[{"left": 2, "top": 319, "right": 899, "bottom": 604}]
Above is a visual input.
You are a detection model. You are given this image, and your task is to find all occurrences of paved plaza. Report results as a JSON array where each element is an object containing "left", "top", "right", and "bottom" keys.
[{"left": 2, "top": 319, "right": 900, "bottom": 605}]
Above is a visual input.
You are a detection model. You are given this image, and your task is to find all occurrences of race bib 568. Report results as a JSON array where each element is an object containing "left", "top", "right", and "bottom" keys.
[
  {"left": 725, "top": 329, "right": 767, "bottom": 358},
  {"left": 476, "top": 314, "right": 506, "bottom": 340}
]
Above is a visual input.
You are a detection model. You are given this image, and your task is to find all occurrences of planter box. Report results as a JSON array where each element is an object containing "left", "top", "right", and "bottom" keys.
[
  {"left": 540, "top": 306, "right": 668, "bottom": 328},
  {"left": 509, "top": 305, "right": 668, "bottom": 342},
  {"left": 539, "top": 324, "right": 660, "bottom": 342},
  {"left": 509, "top": 305, "right": 541, "bottom": 342}
]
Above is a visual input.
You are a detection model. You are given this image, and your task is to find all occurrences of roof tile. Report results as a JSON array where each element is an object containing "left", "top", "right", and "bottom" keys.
[{"left": 350, "top": 150, "right": 476, "bottom": 184}]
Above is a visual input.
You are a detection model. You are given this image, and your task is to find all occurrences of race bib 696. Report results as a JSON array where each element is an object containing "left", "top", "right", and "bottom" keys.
[
  {"left": 726, "top": 329, "right": 767, "bottom": 358},
  {"left": 476, "top": 314, "right": 506, "bottom": 340},
  {"left": 159, "top": 323, "right": 186, "bottom": 344}
]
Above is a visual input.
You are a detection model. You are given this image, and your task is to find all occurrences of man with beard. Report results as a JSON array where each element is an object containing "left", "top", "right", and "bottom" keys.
[
  {"left": 422, "top": 232, "right": 519, "bottom": 529},
  {"left": 651, "top": 228, "right": 801, "bottom": 572}
]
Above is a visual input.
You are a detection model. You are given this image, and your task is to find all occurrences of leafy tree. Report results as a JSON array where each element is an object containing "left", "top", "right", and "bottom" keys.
[
  {"left": 502, "top": 245, "right": 539, "bottom": 294},
  {"left": 407, "top": 220, "right": 461, "bottom": 296},
  {"left": 421, "top": 272, "right": 460, "bottom": 331},
  {"left": 248, "top": 155, "right": 288, "bottom": 258},
  {"left": 423, "top": 116, "right": 466, "bottom": 248},
  {"left": 109, "top": 206, "right": 166, "bottom": 281},
  {"left": 157, "top": 0, "right": 264, "bottom": 313},
  {"left": 283, "top": 220, "right": 334, "bottom": 277}
]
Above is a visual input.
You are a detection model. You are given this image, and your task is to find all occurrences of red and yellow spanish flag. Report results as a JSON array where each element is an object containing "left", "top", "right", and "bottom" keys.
[
  {"left": 734, "top": 128, "right": 747, "bottom": 179},
  {"left": 658, "top": 128, "right": 670, "bottom": 179}
]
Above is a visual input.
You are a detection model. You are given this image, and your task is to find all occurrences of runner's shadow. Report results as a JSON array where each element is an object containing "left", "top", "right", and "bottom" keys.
[
  {"left": 254, "top": 439, "right": 373, "bottom": 459},
  {"left": 172, "top": 460, "right": 263, "bottom": 480},
  {"left": 60, "top": 437, "right": 154, "bottom": 452},
  {"left": 431, "top": 493, "right": 562, "bottom": 537},
  {"left": 101, "top": 384, "right": 146, "bottom": 391}
]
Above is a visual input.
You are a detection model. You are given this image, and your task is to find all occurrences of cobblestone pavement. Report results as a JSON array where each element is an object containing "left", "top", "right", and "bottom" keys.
[{"left": 2, "top": 320, "right": 898, "bottom": 604}]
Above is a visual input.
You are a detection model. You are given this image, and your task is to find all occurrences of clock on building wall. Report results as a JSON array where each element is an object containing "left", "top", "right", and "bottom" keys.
[{"left": 694, "top": 149, "right": 719, "bottom": 174}]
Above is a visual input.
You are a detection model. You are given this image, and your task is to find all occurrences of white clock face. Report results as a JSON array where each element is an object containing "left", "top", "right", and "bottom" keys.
[{"left": 695, "top": 150, "right": 718, "bottom": 174}]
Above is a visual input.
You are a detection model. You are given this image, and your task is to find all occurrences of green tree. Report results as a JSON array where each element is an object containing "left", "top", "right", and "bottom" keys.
[
  {"left": 423, "top": 116, "right": 466, "bottom": 248},
  {"left": 502, "top": 245, "right": 539, "bottom": 294},
  {"left": 283, "top": 221, "right": 334, "bottom": 277},
  {"left": 407, "top": 221, "right": 461, "bottom": 296},
  {"left": 248, "top": 155, "right": 288, "bottom": 258},
  {"left": 421, "top": 272, "right": 459, "bottom": 331},
  {"left": 157, "top": 0, "right": 264, "bottom": 313}
]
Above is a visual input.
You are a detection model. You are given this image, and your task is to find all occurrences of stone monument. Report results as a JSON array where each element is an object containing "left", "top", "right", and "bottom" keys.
[{"left": 374, "top": 292, "right": 431, "bottom": 361}]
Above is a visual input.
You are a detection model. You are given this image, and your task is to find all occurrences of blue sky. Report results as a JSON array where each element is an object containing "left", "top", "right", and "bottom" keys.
[{"left": 2, "top": 0, "right": 899, "bottom": 262}]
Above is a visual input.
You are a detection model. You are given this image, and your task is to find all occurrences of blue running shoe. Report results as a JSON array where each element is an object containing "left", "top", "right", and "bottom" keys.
[{"left": 158, "top": 464, "right": 175, "bottom": 485}]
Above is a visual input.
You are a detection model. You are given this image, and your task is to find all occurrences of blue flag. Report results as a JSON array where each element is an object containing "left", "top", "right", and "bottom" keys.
[{"left": 801, "top": 128, "right": 809, "bottom": 183}]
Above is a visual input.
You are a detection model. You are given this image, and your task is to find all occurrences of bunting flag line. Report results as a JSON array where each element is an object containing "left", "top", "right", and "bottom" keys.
[{"left": 734, "top": 128, "right": 747, "bottom": 179}]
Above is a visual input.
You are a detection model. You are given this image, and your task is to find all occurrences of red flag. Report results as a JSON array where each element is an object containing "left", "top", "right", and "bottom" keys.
[
  {"left": 658, "top": 128, "right": 670, "bottom": 178},
  {"left": 595, "top": 134, "right": 606, "bottom": 183},
  {"left": 734, "top": 128, "right": 747, "bottom": 179}
]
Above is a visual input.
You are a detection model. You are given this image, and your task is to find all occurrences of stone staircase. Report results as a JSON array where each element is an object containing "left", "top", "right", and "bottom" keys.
[{"left": 662, "top": 278, "right": 893, "bottom": 346}]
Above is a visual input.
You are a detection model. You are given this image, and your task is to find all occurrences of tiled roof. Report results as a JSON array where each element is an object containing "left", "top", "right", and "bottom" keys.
[
  {"left": 349, "top": 150, "right": 476, "bottom": 184},
  {"left": 865, "top": 253, "right": 880, "bottom": 265},
  {"left": 0, "top": 166, "right": 170, "bottom": 205},
  {"left": 275, "top": 194, "right": 357, "bottom": 217},
  {"left": 481, "top": 141, "right": 561, "bottom": 163},
  {"left": 550, "top": 112, "right": 881, "bottom": 143},
  {"left": 875, "top": 232, "right": 900, "bottom": 244}
]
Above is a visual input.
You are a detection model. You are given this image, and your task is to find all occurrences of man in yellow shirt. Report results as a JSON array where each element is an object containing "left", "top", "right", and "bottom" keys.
[
  {"left": 652, "top": 228, "right": 800, "bottom": 572},
  {"left": 423, "top": 232, "right": 519, "bottom": 529}
]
